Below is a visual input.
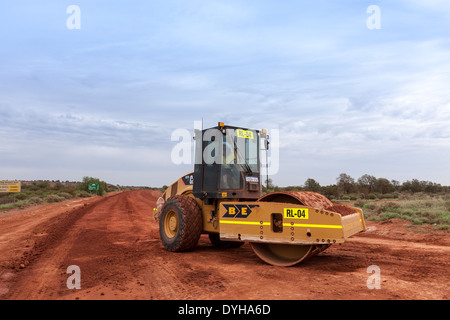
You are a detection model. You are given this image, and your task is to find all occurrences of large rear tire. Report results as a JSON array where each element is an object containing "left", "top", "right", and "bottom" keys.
[{"left": 159, "top": 195, "right": 202, "bottom": 252}]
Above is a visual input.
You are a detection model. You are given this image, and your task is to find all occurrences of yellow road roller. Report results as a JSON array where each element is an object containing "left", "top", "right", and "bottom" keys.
[{"left": 154, "top": 123, "right": 365, "bottom": 266}]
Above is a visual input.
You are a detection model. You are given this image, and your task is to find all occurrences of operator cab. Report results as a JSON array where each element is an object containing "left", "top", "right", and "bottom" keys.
[{"left": 193, "top": 123, "right": 262, "bottom": 201}]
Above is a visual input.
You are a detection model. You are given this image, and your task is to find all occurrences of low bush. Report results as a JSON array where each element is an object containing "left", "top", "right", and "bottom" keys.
[
  {"left": 76, "top": 191, "right": 90, "bottom": 198},
  {"left": 27, "top": 196, "right": 42, "bottom": 204},
  {"left": 45, "top": 194, "right": 65, "bottom": 203},
  {"left": 57, "top": 192, "right": 73, "bottom": 199}
]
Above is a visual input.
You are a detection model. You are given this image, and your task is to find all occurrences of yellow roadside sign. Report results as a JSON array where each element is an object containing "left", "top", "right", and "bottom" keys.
[{"left": 0, "top": 181, "right": 21, "bottom": 193}]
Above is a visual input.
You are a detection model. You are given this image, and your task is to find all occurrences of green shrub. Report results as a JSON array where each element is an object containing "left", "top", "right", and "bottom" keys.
[
  {"left": 383, "top": 193, "right": 398, "bottom": 199},
  {"left": 0, "top": 203, "right": 15, "bottom": 210},
  {"left": 412, "top": 217, "right": 428, "bottom": 225},
  {"left": 368, "top": 193, "right": 378, "bottom": 200},
  {"left": 80, "top": 176, "right": 107, "bottom": 196},
  {"left": 76, "top": 191, "right": 90, "bottom": 198},
  {"left": 0, "top": 197, "right": 13, "bottom": 205},
  {"left": 27, "top": 196, "right": 42, "bottom": 204},
  {"left": 45, "top": 194, "right": 64, "bottom": 203},
  {"left": 57, "top": 192, "right": 73, "bottom": 199},
  {"left": 444, "top": 200, "right": 450, "bottom": 212},
  {"left": 13, "top": 193, "right": 27, "bottom": 200},
  {"left": 347, "top": 194, "right": 358, "bottom": 201},
  {"left": 354, "top": 200, "right": 366, "bottom": 208}
]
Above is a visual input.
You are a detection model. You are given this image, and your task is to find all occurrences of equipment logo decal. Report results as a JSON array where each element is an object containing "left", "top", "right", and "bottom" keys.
[
  {"left": 222, "top": 204, "right": 259, "bottom": 218},
  {"left": 181, "top": 173, "right": 194, "bottom": 186}
]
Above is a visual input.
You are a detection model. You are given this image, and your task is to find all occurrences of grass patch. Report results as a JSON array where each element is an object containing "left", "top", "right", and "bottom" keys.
[
  {"left": 354, "top": 196, "right": 450, "bottom": 230},
  {"left": 0, "top": 203, "right": 19, "bottom": 210}
]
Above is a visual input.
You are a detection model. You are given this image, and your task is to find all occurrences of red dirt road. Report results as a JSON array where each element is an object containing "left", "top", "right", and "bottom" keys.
[{"left": 0, "top": 190, "right": 449, "bottom": 300}]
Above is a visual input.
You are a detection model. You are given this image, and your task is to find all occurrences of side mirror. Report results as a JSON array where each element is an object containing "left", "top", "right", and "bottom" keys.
[{"left": 264, "top": 138, "right": 269, "bottom": 150}]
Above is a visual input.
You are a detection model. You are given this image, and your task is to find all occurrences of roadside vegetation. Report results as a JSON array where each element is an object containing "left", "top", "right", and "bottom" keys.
[
  {"left": 354, "top": 196, "right": 450, "bottom": 231},
  {"left": 263, "top": 173, "right": 450, "bottom": 231},
  {"left": 0, "top": 177, "right": 163, "bottom": 212},
  {"left": 0, "top": 177, "right": 112, "bottom": 211}
]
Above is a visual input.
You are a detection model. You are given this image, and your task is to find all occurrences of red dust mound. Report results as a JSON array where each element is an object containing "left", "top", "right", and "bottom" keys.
[
  {"left": 258, "top": 191, "right": 357, "bottom": 216},
  {"left": 325, "top": 203, "right": 358, "bottom": 216}
]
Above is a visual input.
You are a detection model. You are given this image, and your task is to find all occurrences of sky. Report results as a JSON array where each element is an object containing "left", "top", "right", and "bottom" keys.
[{"left": 0, "top": 0, "right": 449, "bottom": 187}]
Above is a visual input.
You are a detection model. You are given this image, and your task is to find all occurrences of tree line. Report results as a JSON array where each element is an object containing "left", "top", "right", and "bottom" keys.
[{"left": 263, "top": 173, "right": 450, "bottom": 200}]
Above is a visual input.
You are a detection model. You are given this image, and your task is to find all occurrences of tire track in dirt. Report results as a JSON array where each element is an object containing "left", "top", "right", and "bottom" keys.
[
  {"left": 350, "top": 236, "right": 450, "bottom": 252},
  {"left": 18, "top": 197, "right": 113, "bottom": 270},
  {"left": 58, "top": 191, "right": 157, "bottom": 297},
  {"left": 2, "top": 191, "right": 160, "bottom": 299},
  {"left": 2, "top": 194, "right": 121, "bottom": 299}
]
